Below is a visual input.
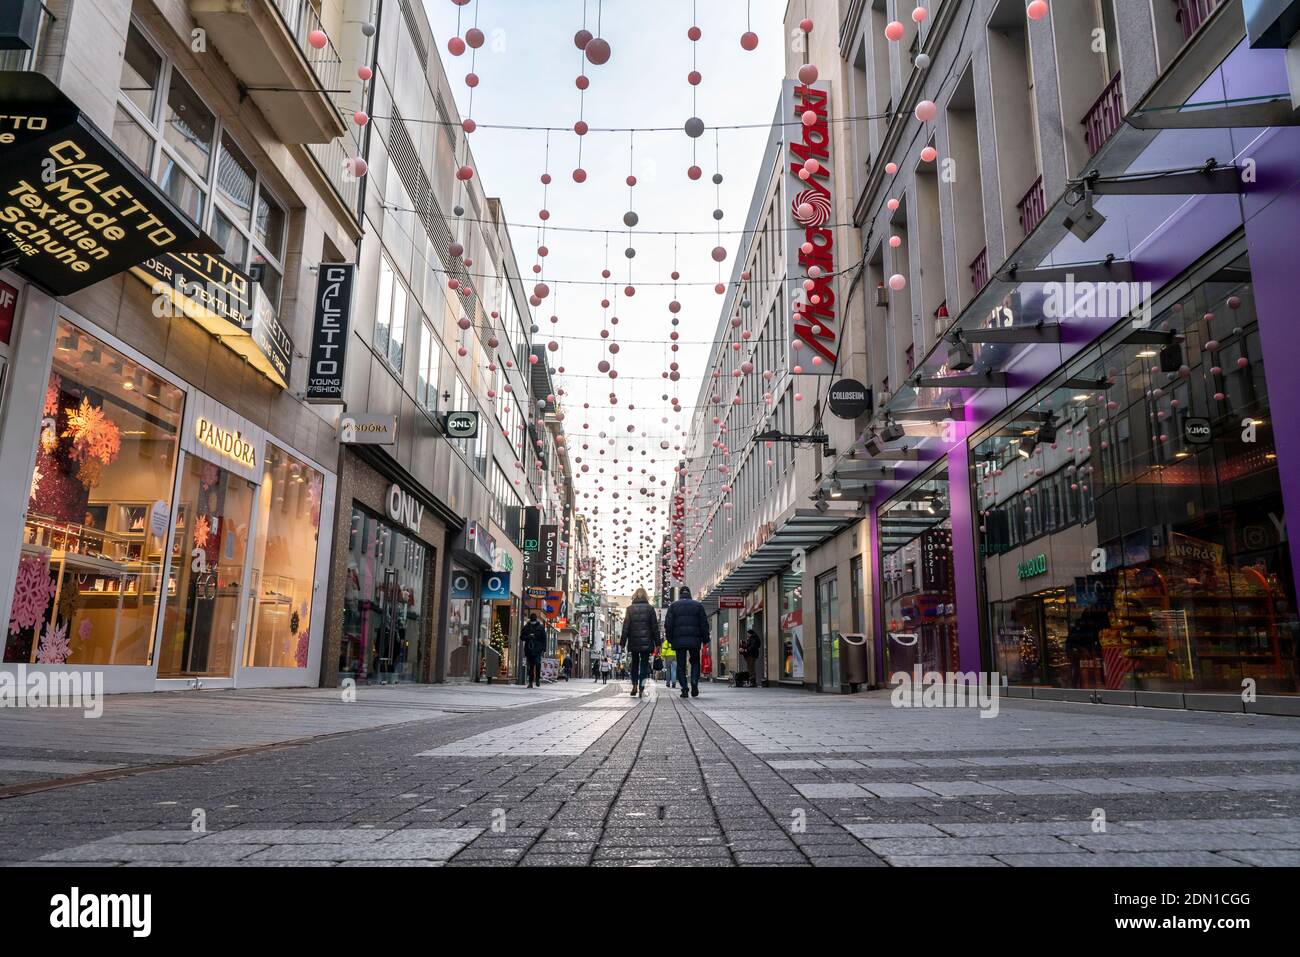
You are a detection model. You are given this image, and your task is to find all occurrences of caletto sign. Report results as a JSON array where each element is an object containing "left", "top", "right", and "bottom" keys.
[
  {"left": 130, "top": 240, "right": 291, "bottom": 389},
  {"left": 0, "top": 72, "right": 200, "bottom": 294},
  {"left": 386, "top": 483, "right": 424, "bottom": 533},
  {"left": 305, "top": 263, "right": 356, "bottom": 402},
  {"left": 785, "top": 79, "right": 838, "bottom": 375}
]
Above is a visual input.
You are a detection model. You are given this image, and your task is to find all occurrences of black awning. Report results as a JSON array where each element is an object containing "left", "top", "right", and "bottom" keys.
[{"left": 0, "top": 71, "right": 200, "bottom": 295}]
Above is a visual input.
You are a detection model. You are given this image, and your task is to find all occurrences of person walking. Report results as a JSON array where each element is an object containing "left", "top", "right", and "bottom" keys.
[
  {"left": 664, "top": 586, "right": 709, "bottom": 699},
  {"left": 520, "top": 613, "right": 546, "bottom": 689},
  {"left": 742, "top": 628, "right": 762, "bottom": 688},
  {"left": 619, "top": 587, "right": 660, "bottom": 698},
  {"left": 660, "top": 638, "right": 678, "bottom": 689},
  {"left": 562, "top": 656, "right": 572, "bottom": 682},
  {"left": 600, "top": 653, "right": 612, "bottom": 683}
]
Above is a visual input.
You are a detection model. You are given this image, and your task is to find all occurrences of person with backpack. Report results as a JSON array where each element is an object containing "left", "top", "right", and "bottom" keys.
[
  {"left": 520, "top": 613, "right": 547, "bottom": 688},
  {"left": 619, "top": 587, "right": 660, "bottom": 698},
  {"left": 599, "top": 653, "right": 612, "bottom": 683},
  {"left": 742, "top": 628, "right": 762, "bottom": 688},
  {"left": 664, "top": 586, "right": 709, "bottom": 699}
]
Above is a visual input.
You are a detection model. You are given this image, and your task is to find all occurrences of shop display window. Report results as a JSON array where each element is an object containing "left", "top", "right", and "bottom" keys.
[
  {"left": 879, "top": 474, "right": 957, "bottom": 676},
  {"left": 244, "top": 445, "right": 325, "bottom": 668},
  {"left": 6, "top": 321, "right": 184, "bottom": 666},
  {"left": 972, "top": 250, "right": 1299, "bottom": 694},
  {"left": 156, "top": 456, "right": 255, "bottom": 678},
  {"left": 340, "top": 507, "right": 428, "bottom": 684},
  {"left": 779, "top": 569, "right": 803, "bottom": 679}
]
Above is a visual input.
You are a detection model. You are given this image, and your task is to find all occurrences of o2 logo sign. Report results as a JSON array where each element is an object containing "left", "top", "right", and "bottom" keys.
[{"left": 450, "top": 572, "right": 474, "bottom": 600}]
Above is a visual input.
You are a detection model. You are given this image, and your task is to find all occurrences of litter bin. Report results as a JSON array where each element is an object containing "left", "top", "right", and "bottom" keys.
[{"left": 840, "top": 633, "right": 870, "bottom": 688}]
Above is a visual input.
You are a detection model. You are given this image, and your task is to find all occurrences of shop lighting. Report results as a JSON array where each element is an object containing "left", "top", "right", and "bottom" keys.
[
  {"left": 1137, "top": 350, "right": 1157, "bottom": 357},
  {"left": 1018, "top": 437, "right": 1036, "bottom": 458},
  {"left": 829, "top": 478, "right": 843, "bottom": 499},
  {"left": 1073, "top": 394, "right": 1091, "bottom": 402}
]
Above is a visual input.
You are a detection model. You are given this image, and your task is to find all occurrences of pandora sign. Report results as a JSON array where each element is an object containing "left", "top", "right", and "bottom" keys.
[{"left": 785, "top": 80, "right": 838, "bottom": 375}]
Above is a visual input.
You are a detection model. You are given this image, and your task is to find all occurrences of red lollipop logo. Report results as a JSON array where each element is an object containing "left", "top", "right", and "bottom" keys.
[{"left": 792, "top": 189, "right": 831, "bottom": 227}]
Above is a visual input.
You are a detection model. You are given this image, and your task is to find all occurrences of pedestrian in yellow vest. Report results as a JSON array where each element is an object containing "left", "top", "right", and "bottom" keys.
[{"left": 660, "top": 639, "right": 678, "bottom": 689}]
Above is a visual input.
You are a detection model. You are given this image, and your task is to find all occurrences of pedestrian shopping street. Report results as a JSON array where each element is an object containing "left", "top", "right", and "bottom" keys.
[{"left": 3, "top": 680, "right": 1300, "bottom": 867}]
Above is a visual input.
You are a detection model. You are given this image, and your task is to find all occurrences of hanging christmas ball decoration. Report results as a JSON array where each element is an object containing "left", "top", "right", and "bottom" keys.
[
  {"left": 921, "top": 145, "right": 938, "bottom": 162},
  {"left": 358, "top": 65, "right": 373, "bottom": 81},
  {"left": 889, "top": 273, "right": 907, "bottom": 291},
  {"left": 740, "top": 31, "right": 759, "bottom": 50},
  {"left": 308, "top": 29, "right": 328, "bottom": 49},
  {"left": 447, "top": 35, "right": 466, "bottom": 56},
  {"left": 685, "top": 116, "right": 705, "bottom": 138},
  {"left": 885, "top": 162, "right": 898, "bottom": 174},
  {"left": 915, "top": 52, "right": 931, "bottom": 69},
  {"left": 585, "top": 37, "right": 612, "bottom": 64},
  {"left": 688, "top": 70, "right": 702, "bottom": 85},
  {"left": 354, "top": 110, "right": 370, "bottom": 126},
  {"left": 361, "top": 22, "right": 376, "bottom": 37},
  {"left": 466, "top": 27, "right": 485, "bottom": 48},
  {"left": 573, "top": 167, "right": 587, "bottom": 183},
  {"left": 348, "top": 156, "right": 368, "bottom": 177},
  {"left": 889, "top": 235, "right": 902, "bottom": 248},
  {"left": 456, "top": 164, "right": 474, "bottom": 181},
  {"left": 915, "top": 99, "right": 938, "bottom": 122},
  {"left": 574, "top": 119, "right": 588, "bottom": 135},
  {"left": 1027, "top": 1, "right": 1049, "bottom": 21},
  {"left": 688, "top": 165, "right": 702, "bottom": 180},
  {"left": 912, "top": 6, "right": 928, "bottom": 22},
  {"left": 885, "top": 20, "right": 905, "bottom": 41},
  {"left": 711, "top": 246, "right": 727, "bottom": 263},
  {"left": 798, "top": 63, "right": 819, "bottom": 85}
]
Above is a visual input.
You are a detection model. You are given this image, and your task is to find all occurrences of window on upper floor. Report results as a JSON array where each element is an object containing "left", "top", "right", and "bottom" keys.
[
  {"left": 374, "top": 255, "right": 409, "bottom": 374},
  {"left": 114, "top": 19, "right": 289, "bottom": 312}
]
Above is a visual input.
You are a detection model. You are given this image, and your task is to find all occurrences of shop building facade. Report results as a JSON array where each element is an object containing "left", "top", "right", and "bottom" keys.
[
  {"left": 0, "top": 0, "right": 365, "bottom": 692},
  {"left": 815, "top": 0, "right": 1300, "bottom": 712},
  {"left": 321, "top": 0, "right": 549, "bottom": 687}
]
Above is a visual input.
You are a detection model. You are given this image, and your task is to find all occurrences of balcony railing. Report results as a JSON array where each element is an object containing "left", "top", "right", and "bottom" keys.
[
  {"left": 1017, "top": 174, "right": 1046, "bottom": 237},
  {"left": 1083, "top": 71, "right": 1125, "bottom": 156},
  {"left": 268, "top": 0, "right": 361, "bottom": 216},
  {"left": 970, "top": 247, "right": 989, "bottom": 295},
  {"left": 1175, "top": 0, "right": 1222, "bottom": 43},
  {"left": 0, "top": 3, "right": 56, "bottom": 72}
]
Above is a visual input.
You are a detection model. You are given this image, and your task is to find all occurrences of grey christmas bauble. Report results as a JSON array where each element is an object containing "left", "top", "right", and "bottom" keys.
[{"left": 684, "top": 117, "right": 705, "bottom": 138}]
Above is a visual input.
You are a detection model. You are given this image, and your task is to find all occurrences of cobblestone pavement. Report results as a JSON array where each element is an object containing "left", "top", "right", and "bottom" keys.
[{"left": 4, "top": 680, "right": 1300, "bottom": 866}]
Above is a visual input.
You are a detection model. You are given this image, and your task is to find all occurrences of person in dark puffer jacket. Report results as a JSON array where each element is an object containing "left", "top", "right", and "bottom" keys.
[
  {"left": 619, "top": 587, "right": 661, "bottom": 698},
  {"left": 665, "top": 586, "right": 710, "bottom": 699}
]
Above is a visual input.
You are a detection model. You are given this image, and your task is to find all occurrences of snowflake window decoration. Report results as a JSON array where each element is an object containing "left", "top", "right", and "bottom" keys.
[
  {"left": 36, "top": 620, "right": 70, "bottom": 664},
  {"left": 8, "top": 554, "right": 56, "bottom": 636}
]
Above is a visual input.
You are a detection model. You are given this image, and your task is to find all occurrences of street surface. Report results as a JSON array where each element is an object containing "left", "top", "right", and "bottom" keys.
[{"left": 3, "top": 681, "right": 1300, "bottom": 866}]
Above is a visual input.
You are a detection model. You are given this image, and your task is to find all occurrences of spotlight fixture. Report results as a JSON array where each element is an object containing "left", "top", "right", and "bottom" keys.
[
  {"left": 1063, "top": 182, "right": 1106, "bottom": 242},
  {"left": 813, "top": 497, "right": 830, "bottom": 513},
  {"left": 1018, "top": 437, "right": 1036, "bottom": 458},
  {"left": 1036, "top": 420, "right": 1057, "bottom": 445},
  {"left": 880, "top": 419, "right": 905, "bottom": 443},
  {"left": 947, "top": 336, "right": 974, "bottom": 371},
  {"left": 830, "top": 477, "right": 843, "bottom": 499}
]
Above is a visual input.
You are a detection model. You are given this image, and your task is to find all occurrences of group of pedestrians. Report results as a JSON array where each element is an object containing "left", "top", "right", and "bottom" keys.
[
  {"left": 619, "top": 586, "right": 711, "bottom": 698},
  {"left": 522, "top": 587, "right": 762, "bottom": 695}
]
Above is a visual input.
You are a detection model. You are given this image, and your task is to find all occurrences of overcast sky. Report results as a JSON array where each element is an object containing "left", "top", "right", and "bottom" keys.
[{"left": 424, "top": 0, "right": 788, "bottom": 596}]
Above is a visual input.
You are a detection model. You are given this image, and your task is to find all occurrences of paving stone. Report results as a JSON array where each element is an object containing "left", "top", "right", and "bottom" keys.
[{"left": 998, "top": 852, "right": 1247, "bottom": 867}]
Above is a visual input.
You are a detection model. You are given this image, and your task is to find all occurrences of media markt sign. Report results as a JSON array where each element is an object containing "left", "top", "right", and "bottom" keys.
[
  {"left": 1017, "top": 553, "right": 1048, "bottom": 580},
  {"left": 784, "top": 78, "right": 838, "bottom": 376},
  {"left": 0, "top": 72, "right": 200, "bottom": 294}
]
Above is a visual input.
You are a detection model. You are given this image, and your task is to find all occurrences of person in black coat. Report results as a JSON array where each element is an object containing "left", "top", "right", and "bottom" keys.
[
  {"left": 619, "top": 587, "right": 661, "bottom": 698},
  {"left": 664, "top": 586, "right": 710, "bottom": 699},
  {"left": 520, "top": 613, "right": 547, "bottom": 688}
]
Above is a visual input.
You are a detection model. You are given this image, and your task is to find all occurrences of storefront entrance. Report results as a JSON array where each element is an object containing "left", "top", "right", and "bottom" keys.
[
  {"left": 880, "top": 470, "right": 957, "bottom": 678},
  {"left": 339, "top": 506, "right": 429, "bottom": 684},
  {"left": 157, "top": 454, "right": 255, "bottom": 678}
]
